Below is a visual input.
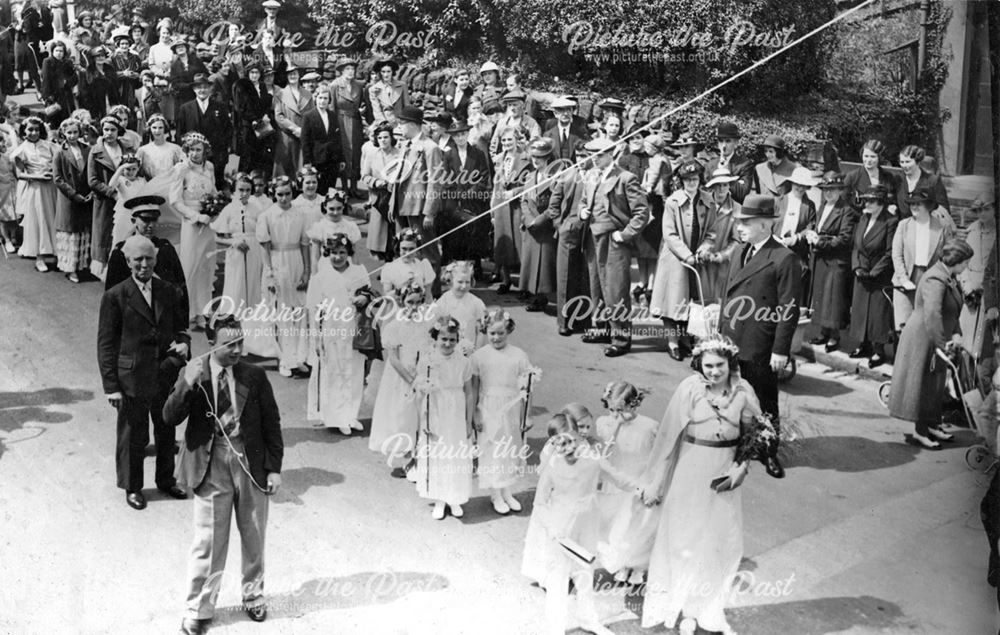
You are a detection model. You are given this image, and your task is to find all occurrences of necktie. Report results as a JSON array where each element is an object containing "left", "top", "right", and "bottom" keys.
[
  {"left": 689, "top": 198, "right": 701, "bottom": 249},
  {"left": 503, "top": 154, "right": 513, "bottom": 182},
  {"left": 561, "top": 127, "right": 567, "bottom": 145},
  {"left": 742, "top": 244, "right": 755, "bottom": 267},
  {"left": 216, "top": 368, "right": 235, "bottom": 434}
]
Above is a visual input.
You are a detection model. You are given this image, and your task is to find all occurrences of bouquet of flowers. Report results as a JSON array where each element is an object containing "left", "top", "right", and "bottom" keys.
[
  {"left": 735, "top": 413, "right": 779, "bottom": 467},
  {"left": 200, "top": 192, "right": 231, "bottom": 220}
]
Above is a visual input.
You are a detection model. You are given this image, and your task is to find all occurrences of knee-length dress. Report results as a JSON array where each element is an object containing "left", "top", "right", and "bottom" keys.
[
  {"left": 431, "top": 290, "right": 486, "bottom": 347},
  {"left": 171, "top": 161, "right": 218, "bottom": 320},
  {"left": 379, "top": 257, "right": 436, "bottom": 298},
  {"left": 639, "top": 374, "right": 760, "bottom": 631},
  {"left": 471, "top": 344, "right": 531, "bottom": 490},
  {"left": 306, "top": 262, "right": 369, "bottom": 429},
  {"left": 12, "top": 139, "right": 58, "bottom": 258},
  {"left": 413, "top": 350, "right": 474, "bottom": 506},
  {"left": 369, "top": 314, "right": 432, "bottom": 457}
]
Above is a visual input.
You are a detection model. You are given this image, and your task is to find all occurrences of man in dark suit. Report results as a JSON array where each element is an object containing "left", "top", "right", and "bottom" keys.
[
  {"left": 427, "top": 111, "right": 458, "bottom": 154},
  {"left": 164, "top": 315, "right": 283, "bottom": 634},
  {"left": 97, "top": 234, "right": 191, "bottom": 510},
  {"left": 176, "top": 73, "right": 232, "bottom": 189},
  {"left": 442, "top": 69, "right": 473, "bottom": 121},
  {"left": 544, "top": 96, "right": 584, "bottom": 163},
  {"left": 300, "top": 85, "right": 344, "bottom": 195},
  {"left": 105, "top": 196, "right": 188, "bottom": 316},
  {"left": 579, "top": 138, "right": 649, "bottom": 357},
  {"left": 704, "top": 121, "right": 754, "bottom": 204},
  {"left": 543, "top": 94, "right": 589, "bottom": 141},
  {"left": 720, "top": 194, "right": 802, "bottom": 478}
]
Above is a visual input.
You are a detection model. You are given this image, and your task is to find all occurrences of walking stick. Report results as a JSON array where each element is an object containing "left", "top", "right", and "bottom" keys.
[
  {"left": 425, "top": 362, "right": 431, "bottom": 493},
  {"left": 520, "top": 371, "right": 533, "bottom": 443}
]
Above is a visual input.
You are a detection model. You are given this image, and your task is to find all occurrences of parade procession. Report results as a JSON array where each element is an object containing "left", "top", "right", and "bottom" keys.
[{"left": 0, "top": 0, "right": 998, "bottom": 633}]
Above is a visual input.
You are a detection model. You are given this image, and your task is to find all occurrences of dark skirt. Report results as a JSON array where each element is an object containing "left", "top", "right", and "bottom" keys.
[
  {"left": 519, "top": 225, "right": 557, "bottom": 294},
  {"left": 848, "top": 281, "right": 894, "bottom": 346},
  {"left": 440, "top": 202, "right": 492, "bottom": 262},
  {"left": 810, "top": 256, "right": 852, "bottom": 329},
  {"left": 493, "top": 200, "right": 522, "bottom": 268},
  {"left": 636, "top": 193, "right": 663, "bottom": 260}
]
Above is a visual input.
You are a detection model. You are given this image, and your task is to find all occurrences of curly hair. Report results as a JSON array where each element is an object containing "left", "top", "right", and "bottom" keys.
[
  {"left": 18, "top": 116, "right": 47, "bottom": 139},
  {"left": 321, "top": 233, "right": 354, "bottom": 257},
  {"left": 479, "top": 307, "right": 515, "bottom": 334},
  {"left": 429, "top": 314, "right": 461, "bottom": 340},
  {"left": 394, "top": 228, "right": 423, "bottom": 254},
  {"left": 370, "top": 120, "right": 396, "bottom": 146}
]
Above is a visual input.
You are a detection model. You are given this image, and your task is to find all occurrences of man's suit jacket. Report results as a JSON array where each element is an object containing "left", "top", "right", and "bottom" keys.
[
  {"left": 175, "top": 98, "right": 232, "bottom": 157},
  {"left": 442, "top": 85, "right": 473, "bottom": 120},
  {"left": 300, "top": 107, "right": 343, "bottom": 168},
  {"left": 545, "top": 166, "right": 590, "bottom": 235},
  {"left": 105, "top": 237, "right": 189, "bottom": 316},
  {"left": 389, "top": 133, "right": 444, "bottom": 220},
  {"left": 442, "top": 143, "right": 491, "bottom": 212},
  {"left": 97, "top": 277, "right": 191, "bottom": 402},
  {"left": 721, "top": 236, "right": 802, "bottom": 361},
  {"left": 163, "top": 359, "right": 283, "bottom": 492},
  {"left": 544, "top": 125, "right": 582, "bottom": 162},
  {"left": 168, "top": 56, "right": 208, "bottom": 105},
  {"left": 584, "top": 165, "right": 649, "bottom": 243},
  {"left": 543, "top": 114, "right": 590, "bottom": 141}
]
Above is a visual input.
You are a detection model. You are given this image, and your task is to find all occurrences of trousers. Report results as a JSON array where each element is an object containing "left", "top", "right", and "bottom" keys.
[{"left": 115, "top": 394, "right": 175, "bottom": 491}]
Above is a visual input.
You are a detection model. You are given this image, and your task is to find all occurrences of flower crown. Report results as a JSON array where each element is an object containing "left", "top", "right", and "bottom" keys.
[
  {"left": 478, "top": 309, "right": 512, "bottom": 333},
  {"left": 297, "top": 164, "right": 319, "bottom": 180},
  {"left": 431, "top": 314, "right": 461, "bottom": 333},
  {"left": 322, "top": 233, "right": 352, "bottom": 256},
  {"left": 398, "top": 228, "right": 422, "bottom": 244},
  {"left": 324, "top": 189, "right": 348, "bottom": 206},
  {"left": 395, "top": 280, "right": 426, "bottom": 303},
  {"left": 602, "top": 381, "right": 650, "bottom": 409},
  {"left": 691, "top": 333, "right": 740, "bottom": 358},
  {"left": 120, "top": 153, "right": 139, "bottom": 166},
  {"left": 442, "top": 260, "right": 474, "bottom": 283},
  {"left": 181, "top": 131, "right": 210, "bottom": 147}
]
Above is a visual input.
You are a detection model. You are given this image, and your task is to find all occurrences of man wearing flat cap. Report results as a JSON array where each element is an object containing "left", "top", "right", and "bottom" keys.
[
  {"left": 704, "top": 120, "right": 753, "bottom": 203},
  {"left": 489, "top": 88, "right": 540, "bottom": 156},
  {"left": 721, "top": 193, "right": 801, "bottom": 478},
  {"left": 578, "top": 137, "right": 649, "bottom": 357},
  {"left": 544, "top": 96, "right": 585, "bottom": 162},
  {"left": 754, "top": 134, "right": 799, "bottom": 197},
  {"left": 176, "top": 73, "right": 233, "bottom": 189}
]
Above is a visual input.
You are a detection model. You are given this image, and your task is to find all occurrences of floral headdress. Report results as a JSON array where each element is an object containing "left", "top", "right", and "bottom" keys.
[
  {"left": 397, "top": 228, "right": 422, "bottom": 245},
  {"left": 322, "top": 233, "right": 352, "bottom": 257},
  {"left": 441, "top": 260, "right": 474, "bottom": 284},
  {"left": 297, "top": 164, "right": 319, "bottom": 183},
  {"left": 395, "top": 280, "right": 426, "bottom": 303},
  {"left": 690, "top": 332, "right": 740, "bottom": 358},
  {"left": 601, "top": 381, "right": 650, "bottom": 410},
  {"left": 324, "top": 189, "right": 348, "bottom": 207},
  {"left": 478, "top": 308, "right": 514, "bottom": 334},
  {"left": 430, "top": 314, "right": 461, "bottom": 336},
  {"left": 120, "top": 153, "right": 139, "bottom": 166}
]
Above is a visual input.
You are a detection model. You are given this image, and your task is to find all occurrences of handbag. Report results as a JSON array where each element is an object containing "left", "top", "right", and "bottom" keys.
[
  {"left": 253, "top": 117, "right": 274, "bottom": 139},
  {"left": 352, "top": 290, "right": 383, "bottom": 360}
]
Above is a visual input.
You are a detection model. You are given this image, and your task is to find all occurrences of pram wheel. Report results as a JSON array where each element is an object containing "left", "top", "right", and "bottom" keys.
[
  {"left": 966, "top": 445, "right": 992, "bottom": 471},
  {"left": 878, "top": 381, "right": 891, "bottom": 408}
]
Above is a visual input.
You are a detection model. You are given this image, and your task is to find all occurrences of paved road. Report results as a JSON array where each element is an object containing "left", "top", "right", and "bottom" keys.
[{"left": 0, "top": 238, "right": 994, "bottom": 634}]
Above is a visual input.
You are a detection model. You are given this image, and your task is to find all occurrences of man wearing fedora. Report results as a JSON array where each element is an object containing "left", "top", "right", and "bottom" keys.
[
  {"left": 543, "top": 95, "right": 589, "bottom": 142},
  {"left": 544, "top": 96, "right": 585, "bottom": 163},
  {"left": 705, "top": 120, "right": 753, "bottom": 204},
  {"left": 168, "top": 38, "right": 208, "bottom": 108},
  {"left": 98, "top": 230, "right": 191, "bottom": 510},
  {"left": 389, "top": 106, "right": 444, "bottom": 293},
  {"left": 442, "top": 68, "right": 474, "bottom": 121},
  {"left": 176, "top": 73, "right": 233, "bottom": 190},
  {"left": 721, "top": 193, "right": 801, "bottom": 478},
  {"left": 579, "top": 137, "right": 649, "bottom": 357},
  {"left": 754, "top": 134, "right": 799, "bottom": 197}
]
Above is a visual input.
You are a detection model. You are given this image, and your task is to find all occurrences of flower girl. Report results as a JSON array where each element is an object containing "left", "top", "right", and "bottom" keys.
[{"left": 431, "top": 261, "right": 486, "bottom": 350}]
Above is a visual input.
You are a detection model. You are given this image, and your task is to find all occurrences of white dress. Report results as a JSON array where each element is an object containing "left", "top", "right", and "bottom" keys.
[
  {"left": 256, "top": 202, "right": 311, "bottom": 371},
  {"left": 368, "top": 314, "right": 432, "bottom": 458},
  {"left": 111, "top": 177, "right": 148, "bottom": 246},
  {"left": 13, "top": 140, "right": 58, "bottom": 258},
  {"left": 307, "top": 217, "right": 363, "bottom": 277},
  {"left": 431, "top": 290, "right": 487, "bottom": 347},
  {"left": 293, "top": 193, "right": 323, "bottom": 228},
  {"left": 138, "top": 141, "right": 185, "bottom": 228},
  {"left": 171, "top": 161, "right": 218, "bottom": 320},
  {"left": 640, "top": 374, "right": 760, "bottom": 631},
  {"left": 470, "top": 344, "right": 531, "bottom": 490},
  {"left": 413, "top": 350, "right": 474, "bottom": 506},
  {"left": 380, "top": 257, "right": 436, "bottom": 297},
  {"left": 306, "top": 262, "right": 369, "bottom": 429}
]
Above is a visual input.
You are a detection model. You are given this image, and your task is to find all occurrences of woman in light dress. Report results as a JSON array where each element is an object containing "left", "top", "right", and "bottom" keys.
[
  {"left": 13, "top": 116, "right": 59, "bottom": 272},
  {"left": 431, "top": 261, "right": 486, "bottom": 349},
  {"left": 136, "top": 113, "right": 184, "bottom": 230}
]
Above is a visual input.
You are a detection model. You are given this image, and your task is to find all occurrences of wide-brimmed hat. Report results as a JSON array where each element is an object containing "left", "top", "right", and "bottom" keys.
[
  {"left": 191, "top": 73, "right": 211, "bottom": 87},
  {"left": 858, "top": 184, "right": 890, "bottom": 203},
  {"left": 500, "top": 89, "right": 527, "bottom": 103},
  {"left": 334, "top": 57, "right": 357, "bottom": 71},
  {"left": 397, "top": 106, "right": 424, "bottom": 124},
  {"left": 551, "top": 96, "right": 577, "bottom": 110},
  {"left": 300, "top": 71, "right": 321, "bottom": 82},
  {"left": 528, "top": 137, "right": 555, "bottom": 158},
  {"left": 448, "top": 119, "right": 471, "bottom": 134},
  {"left": 817, "top": 171, "right": 847, "bottom": 189},
  {"left": 372, "top": 58, "right": 399, "bottom": 74},
  {"left": 733, "top": 194, "right": 776, "bottom": 219},
  {"left": 262, "top": 0, "right": 281, "bottom": 9},
  {"left": 597, "top": 98, "right": 625, "bottom": 114},
  {"left": 479, "top": 61, "right": 500, "bottom": 75},
  {"left": 426, "top": 111, "right": 454, "bottom": 127},
  {"left": 169, "top": 37, "right": 188, "bottom": 51},
  {"left": 125, "top": 195, "right": 165, "bottom": 218},
  {"left": 111, "top": 26, "right": 131, "bottom": 43},
  {"left": 670, "top": 133, "right": 701, "bottom": 149},
  {"left": 905, "top": 187, "right": 937, "bottom": 207},
  {"left": 706, "top": 167, "right": 740, "bottom": 188},
  {"left": 676, "top": 159, "right": 704, "bottom": 179},
  {"left": 786, "top": 166, "right": 818, "bottom": 187},
  {"left": 643, "top": 135, "right": 666, "bottom": 152},
  {"left": 761, "top": 134, "right": 786, "bottom": 150},
  {"left": 583, "top": 138, "right": 616, "bottom": 154},
  {"left": 716, "top": 121, "right": 740, "bottom": 140}
]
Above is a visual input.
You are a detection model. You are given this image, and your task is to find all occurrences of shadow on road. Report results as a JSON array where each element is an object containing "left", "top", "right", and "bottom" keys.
[
  {"left": 781, "top": 436, "right": 921, "bottom": 472},
  {"left": 281, "top": 424, "right": 360, "bottom": 449},
  {"left": 0, "top": 387, "right": 94, "bottom": 462},
  {"left": 780, "top": 371, "right": 854, "bottom": 398},
  {"left": 273, "top": 466, "right": 345, "bottom": 505}
]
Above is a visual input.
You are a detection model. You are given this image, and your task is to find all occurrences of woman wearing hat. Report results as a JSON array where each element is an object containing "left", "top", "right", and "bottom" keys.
[
  {"left": 701, "top": 167, "right": 743, "bottom": 303},
  {"left": 518, "top": 137, "right": 558, "bottom": 312},
  {"left": 128, "top": 22, "right": 150, "bottom": 61},
  {"left": 847, "top": 184, "right": 899, "bottom": 368},
  {"left": 109, "top": 26, "right": 141, "bottom": 114},
  {"left": 40, "top": 39, "right": 76, "bottom": 127},
  {"left": 368, "top": 58, "right": 409, "bottom": 125},
  {"left": 799, "top": 140, "right": 840, "bottom": 210},
  {"left": 489, "top": 89, "right": 540, "bottom": 157},
  {"left": 12, "top": 0, "right": 43, "bottom": 96},
  {"left": 77, "top": 46, "right": 115, "bottom": 119},
  {"left": 330, "top": 58, "right": 366, "bottom": 197},
  {"left": 668, "top": 134, "right": 702, "bottom": 189},
  {"left": 895, "top": 144, "right": 950, "bottom": 220},
  {"left": 889, "top": 238, "right": 975, "bottom": 450},
  {"left": 890, "top": 187, "right": 957, "bottom": 331},
  {"left": 167, "top": 37, "right": 208, "bottom": 107},
  {"left": 844, "top": 139, "right": 897, "bottom": 205},
  {"left": 754, "top": 135, "right": 799, "bottom": 197},
  {"left": 803, "top": 172, "right": 857, "bottom": 352},
  {"left": 473, "top": 61, "right": 503, "bottom": 105},
  {"left": 774, "top": 167, "right": 818, "bottom": 260},
  {"left": 272, "top": 63, "right": 314, "bottom": 178},
  {"left": 650, "top": 158, "right": 716, "bottom": 361},
  {"left": 956, "top": 194, "right": 996, "bottom": 364},
  {"left": 439, "top": 117, "right": 491, "bottom": 274},
  {"left": 634, "top": 134, "right": 672, "bottom": 305},
  {"left": 233, "top": 63, "right": 275, "bottom": 175},
  {"left": 490, "top": 125, "right": 532, "bottom": 293}
]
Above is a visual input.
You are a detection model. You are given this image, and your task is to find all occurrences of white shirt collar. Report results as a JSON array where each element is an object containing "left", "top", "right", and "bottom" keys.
[
  {"left": 751, "top": 237, "right": 769, "bottom": 252},
  {"left": 601, "top": 163, "right": 616, "bottom": 181}
]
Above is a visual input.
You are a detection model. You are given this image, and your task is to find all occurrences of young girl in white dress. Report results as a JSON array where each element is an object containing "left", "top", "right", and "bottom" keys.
[
  {"left": 369, "top": 282, "right": 433, "bottom": 478},
  {"left": 380, "top": 228, "right": 435, "bottom": 301},
  {"left": 12, "top": 116, "right": 58, "bottom": 271},
  {"left": 294, "top": 165, "right": 323, "bottom": 229},
  {"left": 432, "top": 261, "right": 486, "bottom": 350},
  {"left": 471, "top": 308, "right": 538, "bottom": 515},
  {"left": 593, "top": 381, "right": 659, "bottom": 586},
  {"left": 110, "top": 154, "right": 148, "bottom": 245},
  {"left": 306, "top": 189, "right": 361, "bottom": 275},
  {"left": 0, "top": 134, "right": 20, "bottom": 254},
  {"left": 250, "top": 169, "right": 272, "bottom": 210},
  {"left": 306, "top": 234, "right": 371, "bottom": 434},
  {"left": 412, "top": 315, "right": 475, "bottom": 519}
]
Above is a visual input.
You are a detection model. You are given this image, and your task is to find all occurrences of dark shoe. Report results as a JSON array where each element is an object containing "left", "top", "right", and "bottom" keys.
[
  {"left": 525, "top": 301, "right": 545, "bottom": 312},
  {"left": 667, "top": 346, "right": 684, "bottom": 362},
  {"left": 390, "top": 467, "right": 407, "bottom": 478},
  {"left": 497, "top": 283, "right": 510, "bottom": 295},
  {"left": 179, "top": 617, "right": 210, "bottom": 635},
  {"left": 763, "top": 456, "right": 785, "bottom": 479},
  {"left": 126, "top": 491, "right": 147, "bottom": 510},
  {"left": 581, "top": 330, "right": 611, "bottom": 344},
  {"left": 290, "top": 367, "right": 311, "bottom": 379},
  {"left": 824, "top": 340, "right": 840, "bottom": 353},
  {"left": 558, "top": 326, "right": 573, "bottom": 337},
  {"left": 809, "top": 336, "right": 827, "bottom": 345},
  {"left": 868, "top": 353, "right": 886, "bottom": 368},
  {"left": 159, "top": 485, "right": 188, "bottom": 500},
  {"left": 245, "top": 604, "right": 267, "bottom": 622},
  {"left": 849, "top": 345, "right": 872, "bottom": 359},
  {"left": 631, "top": 285, "right": 645, "bottom": 303},
  {"left": 604, "top": 344, "right": 631, "bottom": 357}
]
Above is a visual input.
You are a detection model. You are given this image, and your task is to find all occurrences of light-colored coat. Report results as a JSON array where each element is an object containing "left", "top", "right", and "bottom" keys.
[
  {"left": 272, "top": 85, "right": 314, "bottom": 178},
  {"left": 650, "top": 189, "right": 715, "bottom": 320},
  {"left": 891, "top": 215, "right": 955, "bottom": 329}
]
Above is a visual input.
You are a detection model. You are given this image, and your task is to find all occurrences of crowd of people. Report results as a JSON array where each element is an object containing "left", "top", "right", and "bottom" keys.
[{"left": 4, "top": 1, "right": 997, "bottom": 633}]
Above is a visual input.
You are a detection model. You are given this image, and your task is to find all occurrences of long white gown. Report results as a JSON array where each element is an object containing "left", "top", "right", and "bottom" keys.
[
  {"left": 639, "top": 374, "right": 761, "bottom": 631},
  {"left": 13, "top": 140, "right": 58, "bottom": 258},
  {"left": 305, "top": 262, "right": 369, "bottom": 429},
  {"left": 470, "top": 344, "right": 531, "bottom": 490},
  {"left": 413, "top": 350, "right": 474, "bottom": 506},
  {"left": 171, "top": 161, "right": 217, "bottom": 320}
]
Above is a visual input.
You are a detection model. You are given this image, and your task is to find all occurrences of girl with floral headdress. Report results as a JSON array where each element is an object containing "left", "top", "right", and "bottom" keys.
[
  {"left": 431, "top": 261, "right": 486, "bottom": 350},
  {"left": 593, "top": 380, "right": 658, "bottom": 586},
  {"left": 306, "top": 188, "right": 361, "bottom": 276},
  {"left": 380, "top": 228, "right": 435, "bottom": 301},
  {"left": 293, "top": 164, "right": 322, "bottom": 228},
  {"left": 636, "top": 333, "right": 761, "bottom": 635},
  {"left": 306, "top": 233, "right": 371, "bottom": 434},
  {"left": 369, "top": 281, "right": 433, "bottom": 480},
  {"left": 470, "top": 308, "right": 538, "bottom": 514},
  {"left": 109, "top": 153, "right": 147, "bottom": 245},
  {"left": 411, "top": 314, "right": 476, "bottom": 519}
]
